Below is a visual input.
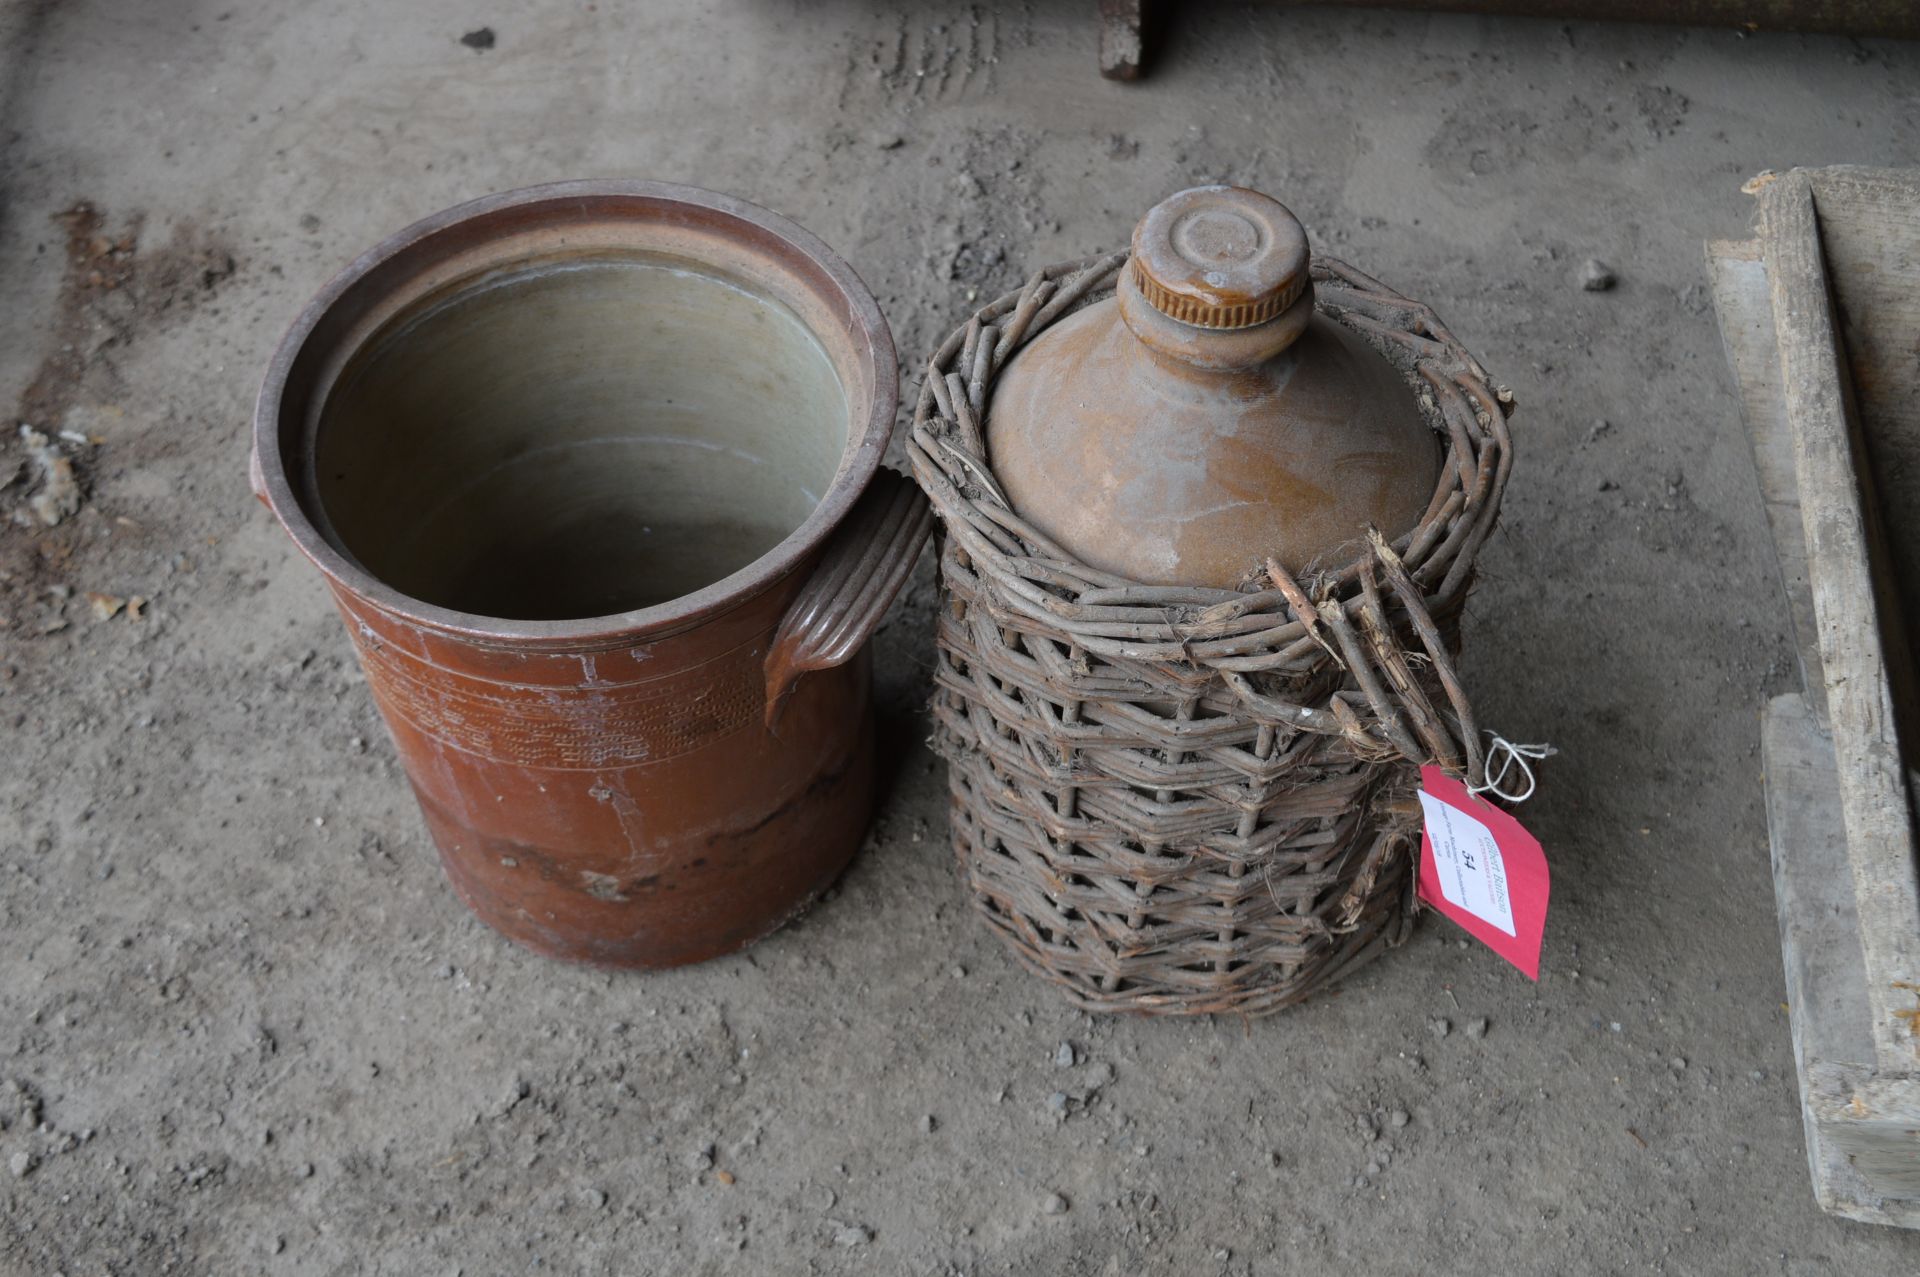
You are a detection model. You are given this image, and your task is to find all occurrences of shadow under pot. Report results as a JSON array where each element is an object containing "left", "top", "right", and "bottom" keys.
[{"left": 251, "top": 180, "right": 929, "bottom": 968}]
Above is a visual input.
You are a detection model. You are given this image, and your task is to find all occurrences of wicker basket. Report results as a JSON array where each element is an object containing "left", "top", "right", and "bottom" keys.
[{"left": 907, "top": 251, "right": 1513, "bottom": 1017}]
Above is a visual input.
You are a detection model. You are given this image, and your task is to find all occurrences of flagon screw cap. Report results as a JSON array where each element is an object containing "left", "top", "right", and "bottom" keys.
[{"left": 1130, "top": 186, "right": 1310, "bottom": 330}]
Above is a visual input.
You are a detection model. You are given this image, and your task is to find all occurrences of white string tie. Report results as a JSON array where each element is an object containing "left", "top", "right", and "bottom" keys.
[{"left": 1468, "top": 734, "right": 1556, "bottom": 804}]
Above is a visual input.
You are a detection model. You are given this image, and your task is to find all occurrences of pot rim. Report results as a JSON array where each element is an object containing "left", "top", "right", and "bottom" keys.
[{"left": 252, "top": 178, "right": 898, "bottom": 648}]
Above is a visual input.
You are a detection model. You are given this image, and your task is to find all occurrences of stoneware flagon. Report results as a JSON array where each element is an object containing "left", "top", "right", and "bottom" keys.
[
  {"left": 251, "top": 180, "right": 930, "bottom": 967},
  {"left": 910, "top": 186, "right": 1513, "bottom": 1015}
]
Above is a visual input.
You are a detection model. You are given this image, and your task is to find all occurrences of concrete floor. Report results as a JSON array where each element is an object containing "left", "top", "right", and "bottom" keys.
[{"left": 2, "top": 2, "right": 1919, "bottom": 1273}]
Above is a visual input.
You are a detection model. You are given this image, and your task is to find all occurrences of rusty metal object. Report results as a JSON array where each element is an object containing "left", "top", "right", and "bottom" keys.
[
  {"left": 252, "top": 181, "right": 929, "bottom": 967},
  {"left": 986, "top": 187, "right": 1440, "bottom": 588}
]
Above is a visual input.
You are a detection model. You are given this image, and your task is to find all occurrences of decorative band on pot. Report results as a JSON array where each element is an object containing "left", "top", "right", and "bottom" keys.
[{"left": 251, "top": 180, "right": 931, "bottom": 968}]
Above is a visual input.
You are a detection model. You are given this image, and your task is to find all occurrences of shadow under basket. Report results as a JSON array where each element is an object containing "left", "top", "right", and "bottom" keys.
[{"left": 909, "top": 252, "right": 1515, "bottom": 1017}]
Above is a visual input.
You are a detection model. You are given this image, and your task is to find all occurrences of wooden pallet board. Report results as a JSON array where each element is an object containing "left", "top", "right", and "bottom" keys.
[
  {"left": 1762, "top": 694, "right": 1920, "bottom": 1224},
  {"left": 1706, "top": 239, "right": 1826, "bottom": 724},
  {"left": 1709, "top": 166, "right": 1920, "bottom": 1226}
]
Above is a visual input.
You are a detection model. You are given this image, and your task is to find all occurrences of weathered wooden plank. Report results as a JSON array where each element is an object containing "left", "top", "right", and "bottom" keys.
[
  {"left": 1763, "top": 693, "right": 1920, "bottom": 1224},
  {"left": 1804, "top": 167, "right": 1920, "bottom": 733},
  {"left": 1809, "top": 1057, "right": 1920, "bottom": 1213},
  {"left": 1097, "top": 0, "right": 1144, "bottom": 80},
  {"left": 1761, "top": 170, "right": 1920, "bottom": 1071},
  {"left": 1706, "top": 239, "right": 1826, "bottom": 723}
]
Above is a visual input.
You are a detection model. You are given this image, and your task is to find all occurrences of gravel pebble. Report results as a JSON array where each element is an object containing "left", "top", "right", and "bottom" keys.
[
  {"left": 499, "top": 1075, "right": 530, "bottom": 1115},
  {"left": 1580, "top": 258, "right": 1618, "bottom": 291},
  {"left": 8, "top": 1151, "right": 33, "bottom": 1179},
  {"left": 1042, "top": 1192, "right": 1069, "bottom": 1215},
  {"left": 1465, "top": 1017, "right": 1489, "bottom": 1040},
  {"left": 1429, "top": 1017, "right": 1451, "bottom": 1039}
]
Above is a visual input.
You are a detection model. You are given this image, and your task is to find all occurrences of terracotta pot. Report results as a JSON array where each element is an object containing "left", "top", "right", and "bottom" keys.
[{"left": 251, "top": 180, "right": 929, "bottom": 967}]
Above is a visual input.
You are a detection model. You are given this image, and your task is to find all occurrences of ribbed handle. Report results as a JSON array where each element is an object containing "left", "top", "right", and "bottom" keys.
[{"left": 764, "top": 469, "right": 933, "bottom": 728}]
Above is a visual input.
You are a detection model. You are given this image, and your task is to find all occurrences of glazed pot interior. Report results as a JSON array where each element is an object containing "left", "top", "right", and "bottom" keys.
[{"left": 312, "top": 252, "right": 851, "bottom": 621}]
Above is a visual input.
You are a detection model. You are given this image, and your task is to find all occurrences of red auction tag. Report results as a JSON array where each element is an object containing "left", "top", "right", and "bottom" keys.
[{"left": 1415, "top": 765, "right": 1550, "bottom": 980}]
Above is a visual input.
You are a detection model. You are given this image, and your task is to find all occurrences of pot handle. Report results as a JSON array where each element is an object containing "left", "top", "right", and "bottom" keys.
[{"left": 765, "top": 468, "right": 933, "bottom": 728}]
